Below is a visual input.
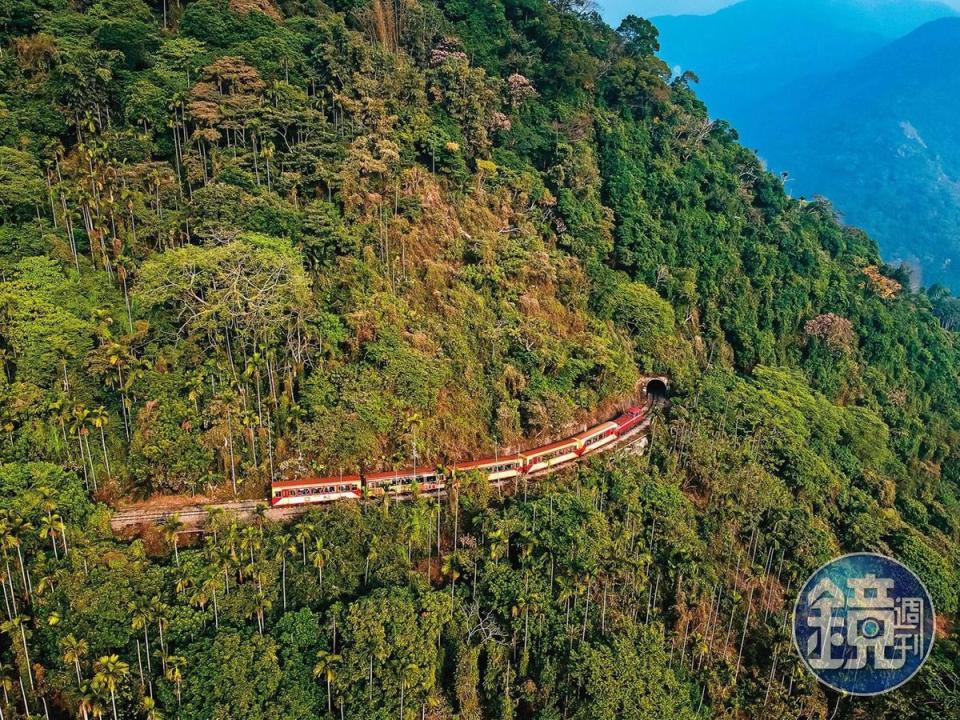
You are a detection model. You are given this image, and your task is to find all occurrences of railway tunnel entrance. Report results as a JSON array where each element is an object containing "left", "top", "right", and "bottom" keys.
[{"left": 645, "top": 378, "right": 668, "bottom": 401}]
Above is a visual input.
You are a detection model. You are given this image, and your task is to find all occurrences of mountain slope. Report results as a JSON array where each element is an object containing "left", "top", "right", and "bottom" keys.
[
  {"left": 652, "top": 0, "right": 956, "bottom": 120},
  {"left": 0, "top": 2, "right": 956, "bottom": 720},
  {"left": 741, "top": 17, "right": 960, "bottom": 287}
]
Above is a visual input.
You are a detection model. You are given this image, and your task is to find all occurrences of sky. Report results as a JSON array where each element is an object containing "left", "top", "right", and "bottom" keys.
[
  {"left": 599, "top": 0, "right": 960, "bottom": 24},
  {"left": 598, "top": 0, "right": 738, "bottom": 23}
]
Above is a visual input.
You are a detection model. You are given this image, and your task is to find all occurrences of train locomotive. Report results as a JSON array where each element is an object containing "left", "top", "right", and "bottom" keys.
[{"left": 270, "top": 405, "right": 649, "bottom": 508}]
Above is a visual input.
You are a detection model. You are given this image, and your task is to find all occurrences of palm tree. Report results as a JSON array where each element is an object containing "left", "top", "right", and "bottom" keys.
[
  {"left": 202, "top": 575, "right": 221, "bottom": 630},
  {"left": 128, "top": 599, "right": 153, "bottom": 673},
  {"left": 1, "top": 614, "right": 33, "bottom": 690},
  {"left": 313, "top": 649, "right": 341, "bottom": 714},
  {"left": 441, "top": 552, "right": 461, "bottom": 598},
  {"left": 309, "top": 538, "right": 330, "bottom": 588},
  {"left": 188, "top": 582, "right": 209, "bottom": 622},
  {"left": 294, "top": 521, "right": 314, "bottom": 566},
  {"left": 38, "top": 512, "right": 64, "bottom": 562},
  {"left": 92, "top": 654, "right": 129, "bottom": 720},
  {"left": 164, "top": 654, "right": 186, "bottom": 706},
  {"left": 487, "top": 528, "right": 508, "bottom": 564},
  {"left": 88, "top": 405, "right": 111, "bottom": 481},
  {"left": 517, "top": 528, "right": 537, "bottom": 564},
  {"left": 511, "top": 592, "right": 542, "bottom": 659},
  {"left": 89, "top": 690, "right": 108, "bottom": 720},
  {"left": 0, "top": 518, "right": 17, "bottom": 616},
  {"left": 61, "top": 634, "right": 89, "bottom": 687},
  {"left": 273, "top": 532, "right": 296, "bottom": 610},
  {"left": 0, "top": 661, "right": 14, "bottom": 710},
  {"left": 141, "top": 695, "right": 164, "bottom": 720},
  {"left": 556, "top": 575, "right": 576, "bottom": 634},
  {"left": 4, "top": 514, "right": 33, "bottom": 602},
  {"left": 364, "top": 541, "right": 379, "bottom": 587},
  {"left": 240, "top": 524, "right": 263, "bottom": 576},
  {"left": 161, "top": 515, "right": 183, "bottom": 566},
  {"left": 399, "top": 662, "right": 419, "bottom": 720},
  {"left": 174, "top": 569, "right": 192, "bottom": 597},
  {"left": 250, "top": 582, "right": 272, "bottom": 635},
  {"left": 76, "top": 682, "right": 97, "bottom": 720},
  {"left": 405, "top": 501, "right": 432, "bottom": 562},
  {"left": 37, "top": 486, "right": 67, "bottom": 557},
  {"left": 149, "top": 596, "right": 170, "bottom": 665},
  {"left": 70, "top": 404, "right": 97, "bottom": 492}
]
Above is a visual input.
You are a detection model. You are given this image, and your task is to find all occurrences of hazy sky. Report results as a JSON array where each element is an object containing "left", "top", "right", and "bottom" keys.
[
  {"left": 599, "top": 0, "right": 738, "bottom": 23},
  {"left": 599, "top": 0, "right": 960, "bottom": 24}
]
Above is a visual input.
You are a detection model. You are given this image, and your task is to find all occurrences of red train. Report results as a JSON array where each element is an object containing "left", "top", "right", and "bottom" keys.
[{"left": 270, "top": 405, "right": 649, "bottom": 507}]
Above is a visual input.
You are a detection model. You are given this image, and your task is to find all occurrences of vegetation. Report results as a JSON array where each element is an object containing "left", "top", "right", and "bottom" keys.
[{"left": 0, "top": 0, "right": 956, "bottom": 718}]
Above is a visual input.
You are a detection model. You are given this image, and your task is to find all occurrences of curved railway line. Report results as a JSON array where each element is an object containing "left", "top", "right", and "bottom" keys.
[{"left": 111, "top": 381, "right": 666, "bottom": 533}]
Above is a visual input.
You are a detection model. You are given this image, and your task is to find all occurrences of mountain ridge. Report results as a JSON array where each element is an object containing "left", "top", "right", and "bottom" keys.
[
  {"left": 741, "top": 16, "right": 960, "bottom": 286},
  {"left": 651, "top": 0, "right": 956, "bottom": 119}
]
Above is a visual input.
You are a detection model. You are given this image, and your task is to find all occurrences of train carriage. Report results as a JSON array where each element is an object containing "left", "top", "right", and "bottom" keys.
[
  {"left": 271, "top": 475, "right": 362, "bottom": 506},
  {"left": 270, "top": 400, "right": 654, "bottom": 508},
  {"left": 613, "top": 406, "right": 647, "bottom": 436},
  {"left": 573, "top": 420, "right": 620, "bottom": 456},
  {"left": 365, "top": 466, "right": 442, "bottom": 495},
  {"left": 519, "top": 437, "right": 581, "bottom": 474},
  {"left": 452, "top": 455, "right": 521, "bottom": 483}
]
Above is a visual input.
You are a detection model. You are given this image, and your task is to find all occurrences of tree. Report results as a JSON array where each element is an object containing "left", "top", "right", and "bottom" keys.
[
  {"left": 313, "top": 649, "right": 342, "bottom": 715},
  {"left": 164, "top": 654, "right": 187, "bottom": 706},
  {"left": 92, "top": 654, "right": 129, "bottom": 720},
  {"left": 77, "top": 682, "right": 99, "bottom": 720},
  {"left": 617, "top": 16, "right": 660, "bottom": 57},
  {"left": 88, "top": 406, "right": 112, "bottom": 481},
  {"left": 399, "top": 662, "right": 419, "bottom": 720},
  {"left": 162, "top": 514, "right": 184, "bottom": 566},
  {"left": 141, "top": 695, "right": 164, "bottom": 720},
  {"left": 0, "top": 615, "right": 33, "bottom": 691},
  {"left": 129, "top": 599, "right": 154, "bottom": 674},
  {"left": 135, "top": 237, "right": 313, "bottom": 372},
  {"left": 0, "top": 148, "right": 45, "bottom": 223},
  {"left": 273, "top": 531, "right": 297, "bottom": 610},
  {"left": 309, "top": 537, "right": 331, "bottom": 588},
  {"left": 61, "top": 634, "right": 89, "bottom": 687}
]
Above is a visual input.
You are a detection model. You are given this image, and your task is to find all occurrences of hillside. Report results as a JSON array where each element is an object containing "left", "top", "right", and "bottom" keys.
[
  {"left": 0, "top": 2, "right": 957, "bottom": 720},
  {"left": 738, "top": 17, "right": 960, "bottom": 288}
]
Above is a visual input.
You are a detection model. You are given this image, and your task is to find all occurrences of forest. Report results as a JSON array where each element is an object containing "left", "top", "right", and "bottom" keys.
[{"left": 0, "top": 0, "right": 956, "bottom": 718}]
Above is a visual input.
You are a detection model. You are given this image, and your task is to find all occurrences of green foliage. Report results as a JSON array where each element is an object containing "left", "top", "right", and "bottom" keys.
[
  {"left": 570, "top": 626, "right": 696, "bottom": 720},
  {"left": 0, "top": 0, "right": 956, "bottom": 718},
  {"left": 0, "top": 147, "right": 45, "bottom": 222}
]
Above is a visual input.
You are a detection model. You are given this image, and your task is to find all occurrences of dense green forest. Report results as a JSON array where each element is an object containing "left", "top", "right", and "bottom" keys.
[{"left": 0, "top": 0, "right": 956, "bottom": 718}]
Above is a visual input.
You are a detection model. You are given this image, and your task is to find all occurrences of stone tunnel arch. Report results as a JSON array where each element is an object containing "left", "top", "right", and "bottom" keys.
[{"left": 645, "top": 378, "right": 669, "bottom": 400}]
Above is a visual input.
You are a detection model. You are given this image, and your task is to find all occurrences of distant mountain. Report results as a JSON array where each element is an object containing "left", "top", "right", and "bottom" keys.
[
  {"left": 652, "top": 0, "right": 957, "bottom": 121},
  {"left": 740, "top": 17, "right": 960, "bottom": 288},
  {"left": 601, "top": 0, "right": 737, "bottom": 19}
]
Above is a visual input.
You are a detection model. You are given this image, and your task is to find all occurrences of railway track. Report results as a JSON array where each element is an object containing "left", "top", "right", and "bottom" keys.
[{"left": 110, "top": 410, "right": 655, "bottom": 533}]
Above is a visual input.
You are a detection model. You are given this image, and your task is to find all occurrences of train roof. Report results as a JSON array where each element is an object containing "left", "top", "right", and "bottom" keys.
[
  {"left": 273, "top": 475, "right": 361, "bottom": 490},
  {"left": 572, "top": 421, "right": 619, "bottom": 442},
  {"left": 453, "top": 455, "right": 520, "bottom": 471},
  {"left": 365, "top": 466, "right": 437, "bottom": 481},
  {"left": 521, "top": 437, "right": 579, "bottom": 458}
]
